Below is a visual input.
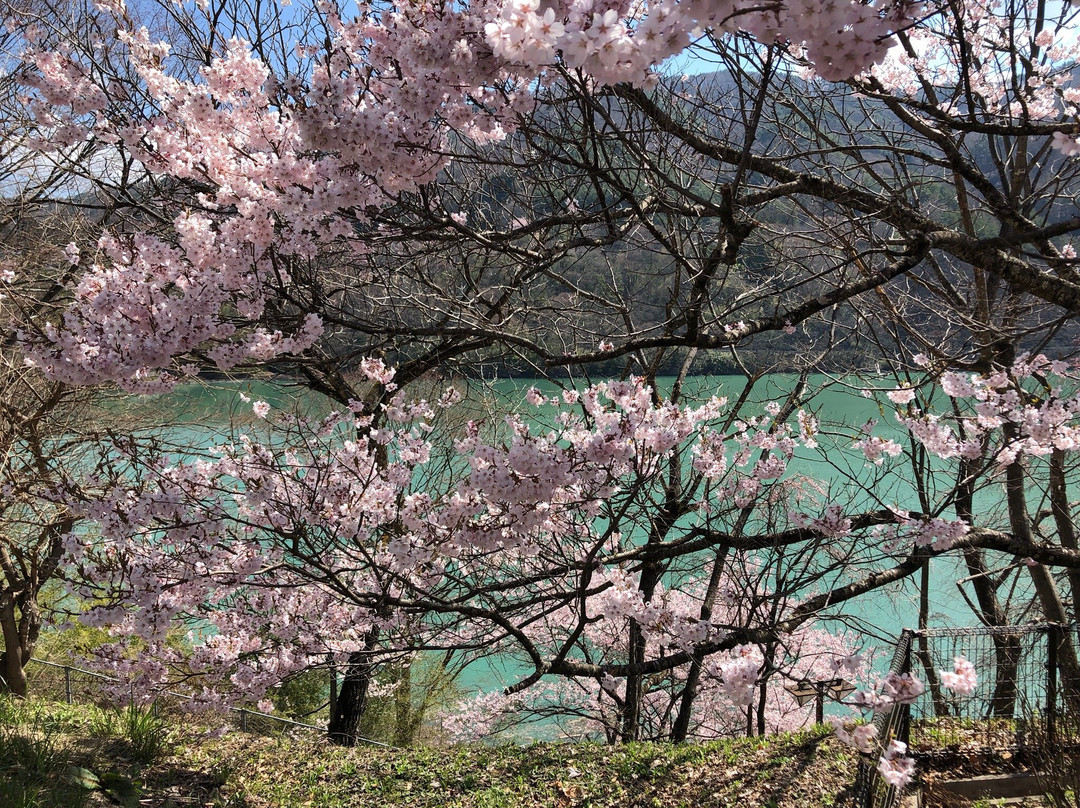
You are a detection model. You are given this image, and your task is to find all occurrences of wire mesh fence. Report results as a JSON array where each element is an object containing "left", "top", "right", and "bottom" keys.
[
  {"left": 24, "top": 656, "right": 122, "bottom": 708},
  {"left": 21, "top": 657, "right": 338, "bottom": 740},
  {"left": 906, "top": 623, "right": 1080, "bottom": 756},
  {"left": 851, "top": 623, "right": 1080, "bottom": 808},
  {"left": 850, "top": 629, "right": 913, "bottom": 808}
]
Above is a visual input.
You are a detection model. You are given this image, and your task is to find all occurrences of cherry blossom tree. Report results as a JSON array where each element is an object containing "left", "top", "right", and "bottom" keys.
[
  {"left": 9, "top": 0, "right": 1080, "bottom": 781},
  {"left": 48, "top": 356, "right": 1080, "bottom": 752},
  {"left": 370, "top": 0, "right": 1080, "bottom": 742},
  {"left": 804, "top": 0, "right": 1080, "bottom": 713},
  {"left": 11, "top": 0, "right": 929, "bottom": 392},
  {"left": 50, "top": 370, "right": 875, "bottom": 740},
  {"left": 0, "top": 0, "right": 109, "bottom": 696}
]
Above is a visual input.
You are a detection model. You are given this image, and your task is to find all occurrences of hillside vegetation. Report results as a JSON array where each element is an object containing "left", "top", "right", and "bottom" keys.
[{"left": 0, "top": 697, "right": 857, "bottom": 808}]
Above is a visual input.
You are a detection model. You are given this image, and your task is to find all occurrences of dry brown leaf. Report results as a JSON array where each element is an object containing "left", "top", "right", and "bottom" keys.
[{"left": 554, "top": 780, "right": 584, "bottom": 806}]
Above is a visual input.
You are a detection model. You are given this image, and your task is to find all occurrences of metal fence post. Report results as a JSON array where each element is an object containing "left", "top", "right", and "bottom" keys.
[
  {"left": 240, "top": 708, "right": 248, "bottom": 732},
  {"left": 329, "top": 658, "right": 337, "bottom": 717},
  {"left": 900, "top": 631, "right": 913, "bottom": 747},
  {"left": 1048, "top": 624, "right": 1060, "bottom": 746},
  {"left": 64, "top": 665, "right": 72, "bottom": 705}
]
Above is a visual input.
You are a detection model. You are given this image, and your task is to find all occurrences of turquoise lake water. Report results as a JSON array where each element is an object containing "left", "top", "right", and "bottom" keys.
[
  {"left": 479, "top": 375, "right": 988, "bottom": 673},
  {"left": 110, "top": 373, "right": 1019, "bottom": 698}
]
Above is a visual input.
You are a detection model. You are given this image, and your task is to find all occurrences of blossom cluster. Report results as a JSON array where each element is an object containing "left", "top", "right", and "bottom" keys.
[
  {"left": 836, "top": 657, "right": 977, "bottom": 790},
  {"left": 20, "top": 0, "right": 923, "bottom": 387},
  {"left": 485, "top": 0, "right": 915, "bottom": 85},
  {"left": 939, "top": 656, "right": 977, "bottom": 697},
  {"left": 863, "top": 0, "right": 1080, "bottom": 156},
  {"left": 56, "top": 373, "right": 852, "bottom": 729},
  {"left": 896, "top": 355, "right": 1080, "bottom": 467}
]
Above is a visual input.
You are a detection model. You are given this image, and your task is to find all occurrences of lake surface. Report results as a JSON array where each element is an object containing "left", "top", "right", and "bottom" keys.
[
  {"left": 481, "top": 374, "right": 991, "bottom": 663},
  {"left": 103, "top": 374, "right": 1019, "bottom": 704}
]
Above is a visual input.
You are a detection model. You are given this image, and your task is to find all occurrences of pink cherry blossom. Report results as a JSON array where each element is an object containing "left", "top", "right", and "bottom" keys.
[
  {"left": 939, "top": 656, "right": 977, "bottom": 696},
  {"left": 879, "top": 740, "right": 916, "bottom": 789},
  {"left": 886, "top": 387, "right": 916, "bottom": 404}
]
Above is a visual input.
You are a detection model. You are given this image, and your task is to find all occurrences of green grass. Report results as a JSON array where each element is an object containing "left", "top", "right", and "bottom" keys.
[
  {"left": 121, "top": 703, "right": 169, "bottom": 764},
  {"left": 0, "top": 697, "right": 171, "bottom": 808},
  {"left": 0, "top": 700, "right": 95, "bottom": 808},
  {"left": 0, "top": 698, "right": 857, "bottom": 808},
  {"left": 192, "top": 724, "right": 855, "bottom": 808}
]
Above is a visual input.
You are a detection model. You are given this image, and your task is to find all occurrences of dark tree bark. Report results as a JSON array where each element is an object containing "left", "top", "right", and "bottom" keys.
[
  {"left": 915, "top": 557, "right": 950, "bottom": 717},
  {"left": 955, "top": 453, "right": 1020, "bottom": 719},
  {"left": 328, "top": 650, "right": 376, "bottom": 746},
  {"left": 0, "top": 599, "right": 30, "bottom": 697},
  {"left": 0, "top": 516, "right": 72, "bottom": 698},
  {"left": 671, "top": 546, "right": 728, "bottom": 742},
  {"left": 327, "top": 625, "right": 381, "bottom": 746},
  {"left": 620, "top": 560, "right": 660, "bottom": 742},
  {"left": 1004, "top": 429, "right": 1080, "bottom": 711},
  {"left": 1049, "top": 448, "right": 1080, "bottom": 623}
]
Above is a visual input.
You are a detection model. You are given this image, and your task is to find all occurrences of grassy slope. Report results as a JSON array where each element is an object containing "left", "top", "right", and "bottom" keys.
[{"left": 1, "top": 699, "right": 858, "bottom": 808}]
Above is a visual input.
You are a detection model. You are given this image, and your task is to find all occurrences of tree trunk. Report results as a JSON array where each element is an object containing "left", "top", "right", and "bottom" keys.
[
  {"left": 1049, "top": 448, "right": 1080, "bottom": 624},
  {"left": 1026, "top": 564, "right": 1080, "bottom": 711},
  {"left": 755, "top": 643, "right": 774, "bottom": 736},
  {"left": 620, "top": 558, "right": 661, "bottom": 742},
  {"left": 961, "top": 548, "right": 1021, "bottom": 718},
  {"left": 327, "top": 650, "right": 375, "bottom": 746},
  {"left": 328, "top": 624, "right": 382, "bottom": 747},
  {"left": 0, "top": 517, "right": 70, "bottom": 699},
  {"left": 916, "top": 557, "right": 950, "bottom": 717},
  {"left": 671, "top": 546, "right": 728, "bottom": 742},
  {"left": 1004, "top": 444, "right": 1080, "bottom": 711},
  {"left": 0, "top": 595, "right": 29, "bottom": 697},
  {"left": 620, "top": 622, "right": 647, "bottom": 742},
  {"left": 957, "top": 457, "right": 1018, "bottom": 718},
  {"left": 0, "top": 650, "right": 27, "bottom": 697}
]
